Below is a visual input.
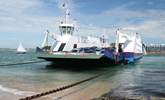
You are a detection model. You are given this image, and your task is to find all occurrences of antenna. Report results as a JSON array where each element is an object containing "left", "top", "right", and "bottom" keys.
[
  {"left": 46, "top": 30, "right": 49, "bottom": 47},
  {"left": 65, "top": 9, "right": 70, "bottom": 24},
  {"left": 62, "top": 3, "right": 70, "bottom": 24}
]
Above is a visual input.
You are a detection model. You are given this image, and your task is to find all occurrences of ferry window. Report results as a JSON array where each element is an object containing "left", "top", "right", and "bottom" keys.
[
  {"left": 59, "top": 26, "right": 74, "bottom": 35},
  {"left": 73, "top": 44, "right": 77, "bottom": 48},
  {"left": 67, "top": 27, "right": 71, "bottom": 34},
  {"left": 71, "top": 27, "right": 74, "bottom": 34},
  {"left": 58, "top": 43, "right": 66, "bottom": 51},
  {"left": 59, "top": 26, "right": 66, "bottom": 34},
  {"left": 59, "top": 27, "right": 63, "bottom": 35}
]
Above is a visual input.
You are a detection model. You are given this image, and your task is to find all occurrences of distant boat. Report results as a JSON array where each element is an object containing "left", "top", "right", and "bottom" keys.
[{"left": 17, "top": 43, "right": 27, "bottom": 54}]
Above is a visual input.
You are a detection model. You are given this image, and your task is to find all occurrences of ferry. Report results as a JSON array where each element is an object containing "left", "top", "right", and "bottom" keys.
[{"left": 37, "top": 7, "right": 146, "bottom": 66}]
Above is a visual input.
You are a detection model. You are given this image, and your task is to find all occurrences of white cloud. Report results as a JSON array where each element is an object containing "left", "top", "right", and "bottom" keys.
[
  {"left": 0, "top": 0, "right": 165, "bottom": 48},
  {"left": 0, "top": 0, "right": 62, "bottom": 33},
  {"left": 0, "top": 0, "right": 62, "bottom": 48},
  {"left": 81, "top": 5, "right": 165, "bottom": 43},
  {"left": 0, "top": 0, "right": 40, "bottom": 14},
  {"left": 122, "top": 19, "right": 165, "bottom": 41}
]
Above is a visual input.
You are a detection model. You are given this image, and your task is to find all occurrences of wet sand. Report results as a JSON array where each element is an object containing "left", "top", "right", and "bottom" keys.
[
  {"left": 1, "top": 76, "right": 165, "bottom": 100},
  {"left": 0, "top": 81, "right": 115, "bottom": 100},
  {"left": 51, "top": 81, "right": 114, "bottom": 100}
]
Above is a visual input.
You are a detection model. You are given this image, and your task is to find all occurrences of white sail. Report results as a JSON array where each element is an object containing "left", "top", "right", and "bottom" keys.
[{"left": 17, "top": 43, "right": 27, "bottom": 53}]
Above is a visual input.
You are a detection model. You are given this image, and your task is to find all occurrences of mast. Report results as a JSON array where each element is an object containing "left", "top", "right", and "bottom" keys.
[
  {"left": 41, "top": 30, "right": 49, "bottom": 48},
  {"left": 62, "top": 3, "right": 70, "bottom": 24},
  {"left": 134, "top": 32, "right": 137, "bottom": 53},
  {"left": 59, "top": 3, "right": 74, "bottom": 35},
  {"left": 65, "top": 9, "right": 70, "bottom": 24},
  {"left": 115, "top": 29, "right": 120, "bottom": 53},
  {"left": 46, "top": 30, "right": 49, "bottom": 47}
]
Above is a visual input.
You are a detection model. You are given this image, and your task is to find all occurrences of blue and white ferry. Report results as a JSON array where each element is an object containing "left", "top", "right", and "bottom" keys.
[{"left": 37, "top": 7, "right": 146, "bottom": 66}]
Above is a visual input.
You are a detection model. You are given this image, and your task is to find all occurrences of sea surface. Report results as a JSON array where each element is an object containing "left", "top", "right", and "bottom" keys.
[{"left": 0, "top": 49, "right": 165, "bottom": 100}]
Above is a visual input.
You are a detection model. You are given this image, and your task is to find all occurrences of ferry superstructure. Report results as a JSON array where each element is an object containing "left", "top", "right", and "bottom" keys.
[
  {"left": 115, "top": 30, "right": 145, "bottom": 63},
  {"left": 39, "top": 9, "right": 109, "bottom": 52}
]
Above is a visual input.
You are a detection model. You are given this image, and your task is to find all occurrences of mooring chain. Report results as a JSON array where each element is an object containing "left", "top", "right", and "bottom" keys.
[
  {"left": 19, "top": 73, "right": 103, "bottom": 100},
  {"left": 0, "top": 60, "right": 46, "bottom": 66}
]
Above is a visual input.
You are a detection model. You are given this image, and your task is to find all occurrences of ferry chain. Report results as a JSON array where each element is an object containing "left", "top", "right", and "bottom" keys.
[
  {"left": 19, "top": 73, "right": 103, "bottom": 100},
  {"left": 0, "top": 60, "right": 46, "bottom": 66}
]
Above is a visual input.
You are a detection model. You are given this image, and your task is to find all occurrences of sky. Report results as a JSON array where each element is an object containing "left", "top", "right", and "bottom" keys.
[{"left": 0, "top": 0, "right": 165, "bottom": 48}]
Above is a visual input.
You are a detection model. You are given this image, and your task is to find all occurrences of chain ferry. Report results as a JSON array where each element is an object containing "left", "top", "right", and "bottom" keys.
[{"left": 37, "top": 8, "right": 146, "bottom": 66}]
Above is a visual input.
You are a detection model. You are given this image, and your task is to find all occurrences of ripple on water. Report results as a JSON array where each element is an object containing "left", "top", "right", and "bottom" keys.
[{"left": 0, "top": 50, "right": 165, "bottom": 99}]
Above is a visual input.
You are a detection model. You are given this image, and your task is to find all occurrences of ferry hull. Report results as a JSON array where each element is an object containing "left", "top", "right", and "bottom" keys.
[
  {"left": 42, "top": 58, "right": 117, "bottom": 67},
  {"left": 37, "top": 50, "right": 143, "bottom": 67},
  {"left": 38, "top": 52, "right": 118, "bottom": 67},
  {"left": 123, "top": 52, "right": 143, "bottom": 64}
]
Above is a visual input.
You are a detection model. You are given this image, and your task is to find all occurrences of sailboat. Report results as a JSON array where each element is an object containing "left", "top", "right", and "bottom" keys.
[{"left": 17, "top": 43, "right": 27, "bottom": 54}]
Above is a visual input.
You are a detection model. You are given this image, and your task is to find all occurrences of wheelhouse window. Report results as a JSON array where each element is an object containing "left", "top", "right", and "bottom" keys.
[{"left": 59, "top": 26, "right": 74, "bottom": 35}]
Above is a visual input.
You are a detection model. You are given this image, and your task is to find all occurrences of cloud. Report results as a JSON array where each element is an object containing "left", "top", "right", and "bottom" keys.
[
  {"left": 0, "top": 0, "right": 165, "bottom": 48},
  {"left": 0, "top": 0, "right": 62, "bottom": 48},
  {"left": 77, "top": 4, "right": 165, "bottom": 43},
  {"left": 0, "top": 0, "right": 61, "bottom": 33},
  {"left": 0, "top": 0, "right": 40, "bottom": 15}
]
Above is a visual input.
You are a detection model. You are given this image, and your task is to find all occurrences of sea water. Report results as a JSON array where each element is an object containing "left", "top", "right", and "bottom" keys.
[{"left": 0, "top": 49, "right": 165, "bottom": 100}]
